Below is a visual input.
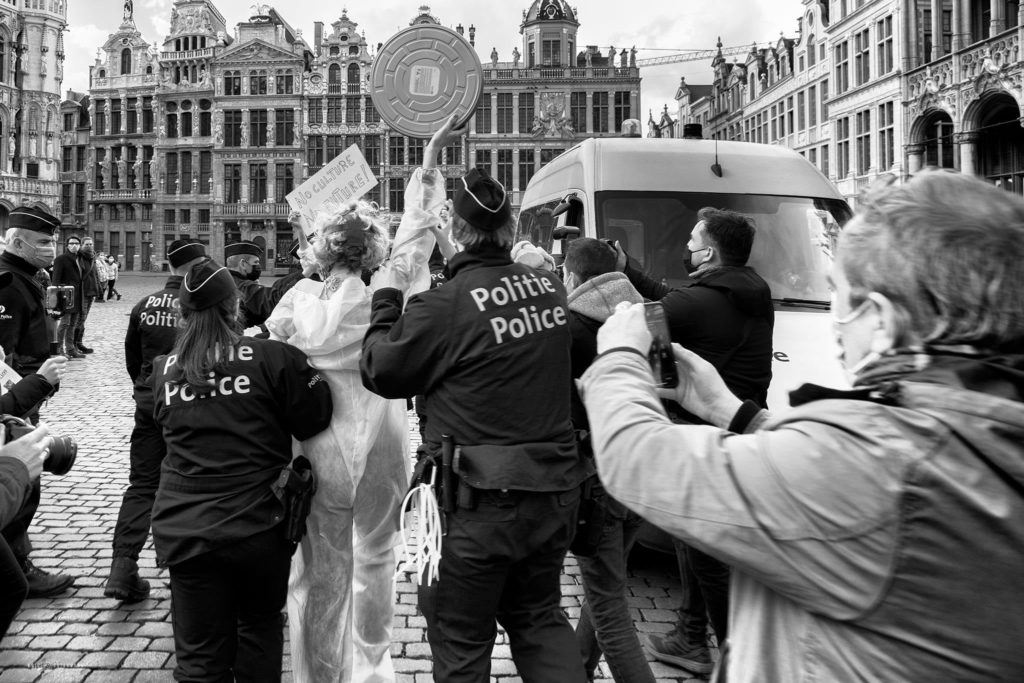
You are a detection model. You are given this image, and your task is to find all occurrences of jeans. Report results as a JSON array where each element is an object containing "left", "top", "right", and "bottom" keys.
[
  {"left": 112, "top": 393, "right": 165, "bottom": 560},
  {"left": 419, "top": 488, "right": 586, "bottom": 683},
  {"left": 168, "top": 525, "right": 294, "bottom": 683},
  {"left": 673, "top": 538, "right": 730, "bottom": 646},
  {"left": 575, "top": 489, "right": 655, "bottom": 683},
  {"left": 56, "top": 311, "right": 82, "bottom": 353}
]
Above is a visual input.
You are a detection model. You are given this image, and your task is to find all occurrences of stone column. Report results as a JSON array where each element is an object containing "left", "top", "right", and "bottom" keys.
[
  {"left": 931, "top": 0, "right": 944, "bottom": 61},
  {"left": 512, "top": 93, "right": 519, "bottom": 135},
  {"left": 906, "top": 142, "right": 926, "bottom": 174},
  {"left": 490, "top": 92, "right": 497, "bottom": 133},
  {"left": 904, "top": 0, "right": 918, "bottom": 69},
  {"left": 951, "top": 0, "right": 964, "bottom": 51},
  {"left": 955, "top": 131, "right": 978, "bottom": 175},
  {"left": 991, "top": 0, "right": 1006, "bottom": 36},
  {"left": 585, "top": 91, "right": 593, "bottom": 135},
  {"left": 608, "top": 90, "right": 615, "bottom": 133}
]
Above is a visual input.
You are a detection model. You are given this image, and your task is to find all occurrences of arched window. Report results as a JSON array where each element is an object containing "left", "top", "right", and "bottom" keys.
[
  {"left": 328, "top": 63, "right": 341, "bottom": 84},
  {"left": 120, "top": 48, "right": 131, "bottom": 75},
  {"left": 347, "top": 63, "right": 360, "bottom": 93}
]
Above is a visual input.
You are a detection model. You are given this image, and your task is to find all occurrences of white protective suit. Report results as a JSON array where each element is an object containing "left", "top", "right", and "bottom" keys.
[{"left": 266, "top": 168, "right": 442, "bottom": 683}]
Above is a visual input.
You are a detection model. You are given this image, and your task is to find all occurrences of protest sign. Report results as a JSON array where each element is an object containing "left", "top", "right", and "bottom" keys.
[{"left": 286, "top": 145, "right": 378, "bottom": 228}]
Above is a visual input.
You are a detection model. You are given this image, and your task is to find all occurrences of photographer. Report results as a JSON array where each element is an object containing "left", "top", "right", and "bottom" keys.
[
  {"left": 0, "top": 206, "right": 76, "bottom": 598},
  {"left": 579, "top": 171, "right": 1024, "bottom": 681}
]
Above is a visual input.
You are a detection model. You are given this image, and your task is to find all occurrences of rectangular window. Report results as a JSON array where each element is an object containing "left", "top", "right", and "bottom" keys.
[
  {"left": 786, "top": 96, "right": 794, "bottom": 136},
  {"left": 200, "top": 111, "right": 211, "bottom": 137},
  {"left": 62, "top": 146, "right": 72, "bottom": 172},
  {"left": 199, "top": 151, "right": 212, "bottom": 194},
  {"left": 821, "top": 144, "right": 830, "bottom": 177},
  {"left": 408, "top": 138, "right": 425, "bottom": 166},
  {"left": 309, "top": 98, "right": 324, "bottom": 126},
  {"left": 856, "top": 110, "right": 871, "bottom": 175},
  {"left": 181, "top": 153, "right": 193, "bottom": 194},
  {"left": 127, "top": 97, "right": 138, "bottom": 134},
  {"left": 821, "top": 78, "right": 829, "bottom": 120},
  {"left": 325, "top": 135, "right": 343, "bottom": 162},
  {"left": 249, "top": 73, "right": 268, "bottom": 95},
  {"left": 61, "top": 184, "right": 71, "bottom": 214},
  {"left": 878, "top": 101, "right": 894, "bottom": 171},
  {"left": 199, "top": 209, "right": 210, "bottom": 225},
  {"left": 808, "top": 85, "right": 817, "bottom": 127},
  {"left": 389, "top": 178, "right": 405, "bottom": 213},
  {"left": 62, "top": 112, "right": 74, "bottom": 132},
  {"left": 389, "top": 137, "right": 404, "bottom": 166},
  {"left": 592, "top": 92, "right": 609, "bottom": 133},
  {"left": 836, "top": 117, "right": 850, "bottom": 178},
  {"left": 163, "top": 209, "right": 175, "bottom": 228},
  {"left": 74, "top": 183, "right": 85, "bottom": 213},
  {"left": 518, "top": 93, "right": 535, "bottom": 134},
  {"left": 614, "top": 92, "right": 631, "bottom": 133},
  {"left": 180, "top": 209, "right": 190, "bottom": 225},
  {"left": 519, "top": 149, "right": 535, "bottom": 188},
  {"left": 798, "top": 91, "right": 806, "bottom": 131},
  {"left": 275, "top": 164, "right": 294, "bottom": 203},
  {"left": 141, "top": 205, "right": 152, "bottom": 220},
  {"left": 496, "top": 149, "right": 513, "bottom": 190},
  {"left": 249, "top": 162, "right": 267, "bottom": 203},
  {"left": 110, "top": 205, "right": 120, "bottom": 222},
  {"left": 496, "top": 94, "right": 513, "bottom": 134},
  {"left": 143, "top": 145, "right": 153, "bottom": 189},
  {"left": 166, "top": 112, "right": 178, "bottom": 139},
  {"left": 165, "top": 152, "right": 178, "bottom": 194},
  {"left": 444, "top": 142, "right": 462, "bottom": 166},
  {"left": 854, "top": 29, "right": 871, "bottom": 86},
  {"left": 250, "top": 110, "right": 268, "bottom": 147},
  {"left": 95, "top": 100, "right": 106, "bottom": 135},
  {"left": 95, "top": 206, "right": 104, "bottom": 222},
  {"left": 542, "top": 39, "right": 560, "bottom": 66},
  {"left": 224, "top": 163, "right": 242, "bottom": 203},
  {"left": 111, "top": 99, "right": 122, "bottom": 135},
  {"left": 877, "top": 16, "right": 894, "bottom": 75},
  {"left": 834, "top": 42, "right": 849, "bottom": 94},
  {"left": 540, "top": 148, "right": 563, "bottom": 167},
  {"left": 180, "top": 110, "right": 192, "bottom": 138},
  {"left": 345, "top": 96, "right": 361, "bottom": 124},
  {"left": 275, "top": 109, "right": 294, "bottom": 146},
  {"left": 275, "top": 71, "right": 294, "bottom": 94},
  {"left": 142, "top": 97, "right": 153, "bottom": 133},
  {"left": 475, "top": 149, "right": 492, "bottom": 173},
  {"left": 771, "top": 105, "right": 778, "bottom": 140},
  {"left": 476, "top": 95, "right": 492, "bottom": 134},
  {"left": 327, "top": 97, "right": 343, "bottom": 125},
  {"left": 224, "top": 110, "right": 243, "bottom": 147},
  {"left": 570, "top": 92, "right": 586, "bottom": 133},
  {"left": 307, "top": 137, "right": 324, "bottom": 170},
  {"left": 364, "top": 136, "right": 381, "bottom": 170},
  {"left": 365, "top": 96, "right": 380, "bottom": 124},
  {"left": 224, "top": 72, "right": 241, "bottom": 96}
]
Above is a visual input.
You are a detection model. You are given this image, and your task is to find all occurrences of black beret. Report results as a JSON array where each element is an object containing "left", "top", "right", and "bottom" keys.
[
  {"left": 179, "top": 259, "right": 237, "bottom": 312},
  {"left": 453, "top": 168, "right": 511, "bottom": 233},
  {"left": 224, "top": 241, "right": 263, "bottom": 259},
  {"left": 9, "top": 206, "right": 60, "bottom": 235},
  {"left": 167, "top": 240, "right": 206, "bottom": 268}
]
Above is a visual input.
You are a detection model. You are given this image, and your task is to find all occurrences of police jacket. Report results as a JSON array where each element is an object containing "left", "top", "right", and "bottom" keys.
[
  {"left": 627, "top": 263, "right": 774, "bottom": 411},
  {"left": 361, "top": 243, "right": 586, "bottom": 493},
  {"left": 150, "top": 338, "right": 332, "bottom": 566},
  {"left": 0, "top": 252, "right": 53, "bottom": 376},
  {"left": 125, "top": 276, "right": 182, "bottom": 393},
  {"left": 51, "top": 251, "right": 91, "bottom": 313},
  {"left": 229, "top": 269, "right": 305, "bottom": 329}
]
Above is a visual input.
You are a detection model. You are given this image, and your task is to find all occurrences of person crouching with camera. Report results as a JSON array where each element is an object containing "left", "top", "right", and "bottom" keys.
[{"left": 149, "top": 259, "right": 332, "bottom": 681}]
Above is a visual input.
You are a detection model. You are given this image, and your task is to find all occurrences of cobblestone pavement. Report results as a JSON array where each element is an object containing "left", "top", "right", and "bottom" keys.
[{"left": 0, "top": 273, "right": 706, "bottom": 682}]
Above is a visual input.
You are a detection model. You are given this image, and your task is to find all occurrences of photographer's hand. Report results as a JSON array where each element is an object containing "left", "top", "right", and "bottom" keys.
[
  {"left": 597, "top": 302, "right": 651, "bottom": 355},
  {"left": 657, "top": 343, "right": 742, "bottom": 428},
  {"left": 1, "top": 424, "right": 50, "bottom": 480},
  {"left": 37, "top": 356, "right": 68, "bottom": 387}
]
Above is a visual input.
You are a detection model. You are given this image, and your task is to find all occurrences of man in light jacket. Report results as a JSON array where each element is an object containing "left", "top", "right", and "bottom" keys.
[{"left": 578, "top": 171, "right": 1024, "bottom": 681}]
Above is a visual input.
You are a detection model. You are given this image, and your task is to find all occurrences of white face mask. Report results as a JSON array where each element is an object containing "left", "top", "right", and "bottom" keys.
[
  {"left": 563, "top": 271, "right": 579, "bottom": 295},
  {"left": 831, "top": 296, "right": 883, "bottom": 384}
]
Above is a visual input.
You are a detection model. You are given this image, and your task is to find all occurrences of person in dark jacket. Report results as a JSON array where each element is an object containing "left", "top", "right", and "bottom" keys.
[
  {"left": 0, "top": 206, "right": 76, "bottom": 599},
  {"left": 224, "top": 241, "right": 304, "bottom": 330},
  {"left": 50, "top": 235, "right": 88, "bottom": 359},
  {"left": 73, "top": 237, "right": 102, "bottom": 354},
  {"left": 563, "top": 238, "right": 653, "bottom": 683},
  {"left": 150, "top": 258, "right": 332, "bottom": 682},
  {"left": 103, "top": 240, "right": 207, "bottom": 602},
  {"left": 619, "top": 207, "right": 774, "bottom": 674},
  {"left": 361, "top": 167, "right": 590, "bottom": 683}
]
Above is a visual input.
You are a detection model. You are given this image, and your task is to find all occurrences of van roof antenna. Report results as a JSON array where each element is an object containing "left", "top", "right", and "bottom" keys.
[{"left": 711, "top": 139, "right": 723, "bottom": 178}]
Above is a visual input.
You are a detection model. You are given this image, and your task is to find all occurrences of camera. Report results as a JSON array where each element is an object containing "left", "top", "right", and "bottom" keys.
[
  {"left": 643, "top": 302, "right": 679, "bottom": 388},
  {"left": 1, "top": 415, "right": 77, "bottom": 476},
  {"left": 45, "top": 285, "right": 75, "bottom": 313}
]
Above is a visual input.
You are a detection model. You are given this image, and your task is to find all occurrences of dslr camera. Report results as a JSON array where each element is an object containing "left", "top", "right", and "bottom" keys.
[
  {"left": 45, "top": 285, "right": 75, "bottom": 313},
  {"left": 1, "top": 415, "right": 77, "bottom": 475}
]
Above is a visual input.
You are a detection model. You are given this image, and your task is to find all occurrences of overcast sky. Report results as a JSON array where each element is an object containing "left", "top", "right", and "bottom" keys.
[{"left": 65, "top": 0, "right": 805, "bottom": 119}]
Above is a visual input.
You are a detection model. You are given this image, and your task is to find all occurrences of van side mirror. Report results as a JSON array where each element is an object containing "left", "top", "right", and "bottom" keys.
[
  {"left": 552, "top": 226, "right": 580, "bottom": 240},
  {"left": 552, "top": 201, "right": 571, "bottom": 218}
]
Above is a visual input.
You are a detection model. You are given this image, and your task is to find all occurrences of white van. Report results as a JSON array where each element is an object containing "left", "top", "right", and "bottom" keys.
[{"left": 516, "top": 137, "right": 853, "bottom": 409}]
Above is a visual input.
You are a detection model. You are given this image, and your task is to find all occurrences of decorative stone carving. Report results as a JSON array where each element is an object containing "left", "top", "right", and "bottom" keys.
[{"left": 531, "top": 92, "right": 575, "bottom": 138}]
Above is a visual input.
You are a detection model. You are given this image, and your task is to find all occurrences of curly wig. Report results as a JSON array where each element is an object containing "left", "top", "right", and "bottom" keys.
[{"left": 310, "top": 200, "right": 390, "bottom": 274}]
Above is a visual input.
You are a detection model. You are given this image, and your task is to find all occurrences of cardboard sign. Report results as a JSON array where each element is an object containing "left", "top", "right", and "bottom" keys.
[
  {"left": 286, "top": 145, "right": 379, "bottom": 228},
  {"left": 0, "top": 360, "right": 22, "bottom": 395}
]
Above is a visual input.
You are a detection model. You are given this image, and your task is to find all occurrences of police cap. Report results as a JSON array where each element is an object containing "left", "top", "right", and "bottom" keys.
[
  {"left": 224, "top": 241, "right": 263, "bottom": 260},
  {"left": 167, "top": 240, "right": 206, "bottom": 268},
  {"left": 179, "top": 258, "right": 237, "bottom": 312},
  {"left": 453, "top": 168, "right": 511, "bottom": 233},
  {"left": 9, "top": 206, "right": 60, "bottom": 235}
]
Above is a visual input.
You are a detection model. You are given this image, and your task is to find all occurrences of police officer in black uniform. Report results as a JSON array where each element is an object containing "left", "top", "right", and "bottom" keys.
[
  {"left": 0, "top": 206, "right": 76, "bottom": 598},
  {"left": 361, "top": 169, "right": 589, "bottom": 683},
  {"left": 150, "top": 258, "right": 332, "bottom": 681},
  {"left": 224, "top": 240, "right": 303, "bottom": 329},
  {"left": 103, "top": 239, "right": 207, "bottom": 602}
]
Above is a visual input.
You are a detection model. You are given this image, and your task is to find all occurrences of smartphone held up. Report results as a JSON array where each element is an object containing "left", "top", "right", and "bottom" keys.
[{"left": 643, "top": 302, "right": 678, "bottom": 388}]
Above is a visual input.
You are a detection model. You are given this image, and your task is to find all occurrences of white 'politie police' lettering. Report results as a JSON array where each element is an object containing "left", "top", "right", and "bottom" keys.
[
  {"left": 469, "top": 272, "right": 568, "bottom": 344},
  {"left": 141, "top": 293, "right": 182, "bottom": 328},
  {"left": 161, "top": 345, "right": 254, "bottom": 406}
]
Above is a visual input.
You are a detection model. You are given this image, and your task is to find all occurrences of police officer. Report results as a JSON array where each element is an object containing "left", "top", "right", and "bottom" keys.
[
  {"left": 150, "top": 258, "right": 332, "bottom": 681},
  {"left": 0, "top": 205, "right": 76, "bottom": 598},
  {"left": 103, "top": 240, "right": 207, "bottom": 602},
  {"left": 361, "top": 168, "right": 589, "bottom": 682},
  {"left": 224, "top": 241, "right": 303, "bottom": 329}
]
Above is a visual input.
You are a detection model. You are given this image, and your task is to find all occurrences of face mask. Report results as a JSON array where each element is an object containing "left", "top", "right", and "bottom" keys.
[
  {"left": 831, "top": 296, "right": 880, "bottom": 384},
  {"left": 67, "top": 243, "right": 80, "bottom": 253},
  {"left": 687, "top": 246, "right": 710, "bottom": 269},
  {"left": 82, "top": 244, "right": 94, "bottom": 255},
  {"left": 563, "top": 271, "right": 579, "bottom": 295},
  {"left": 245, "top": 264, "right": 262, "bottom": 281},
  {"left": 20, "top": 240, "right": 56, "bottom": 268}
]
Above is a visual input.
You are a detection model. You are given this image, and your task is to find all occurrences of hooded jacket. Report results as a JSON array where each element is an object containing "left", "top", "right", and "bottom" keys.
[
  {"left": 580, "top": 349, "right": 1024, "bottom": 681},
  {"left": 627, "top": 263, "right": 774, "bottom": 410}
]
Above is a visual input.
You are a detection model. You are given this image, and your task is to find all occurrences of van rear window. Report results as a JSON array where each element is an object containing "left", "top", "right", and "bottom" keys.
[{"left": 595, "top": 191, "right": 852, "bottom": 303}]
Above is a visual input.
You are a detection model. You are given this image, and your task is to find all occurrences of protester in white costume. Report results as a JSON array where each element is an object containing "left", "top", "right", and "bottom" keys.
[{"left": 266, "top": 116, "right": 464, "bottom": 683}]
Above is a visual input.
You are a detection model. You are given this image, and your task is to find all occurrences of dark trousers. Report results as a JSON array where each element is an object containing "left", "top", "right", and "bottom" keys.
[
  {"left": 56, "top": 311, "right": 82, "bottom": 353},
  {"left": 0, "top": 487, "right": 37, "bottom": 637},
  {"left": 674, "top": 538, "right": 730, "bottom": 646},
  {"left": 112, "top": 396, "right": 165, "bottom": 560},
  {"left": 419, "top": 488, "right": 586, "bottom": 683},
  {"left": 107, "top": 281, "right": 119, "bottom": 299},
  {"left": 168, "top": 525, "right": 293, "bottom": 683},
  {"left": 576, "top": 493, "right": 655, "bottom": 683}
]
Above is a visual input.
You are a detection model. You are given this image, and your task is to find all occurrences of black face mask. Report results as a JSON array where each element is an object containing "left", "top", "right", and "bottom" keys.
[{"left": 245, "top": 264, "right": 262, "bottom": 281}]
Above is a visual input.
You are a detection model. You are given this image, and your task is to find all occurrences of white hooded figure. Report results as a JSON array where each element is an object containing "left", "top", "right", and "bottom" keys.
[{"left": 266, "top": 170, "right": 443, "bottom": 681}]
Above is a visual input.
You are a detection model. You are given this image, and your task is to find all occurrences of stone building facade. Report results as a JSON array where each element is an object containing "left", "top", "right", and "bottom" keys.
[
  {"left": 0, "top": 0, "right": 67, "bottom": 228},
  {"left": 57, "top": 89, "right": 87, "bottom": 243}
]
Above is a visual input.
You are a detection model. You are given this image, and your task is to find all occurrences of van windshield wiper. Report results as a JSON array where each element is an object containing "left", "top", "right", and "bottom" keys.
[{"left": 778, "top": 298, "right": 830, "bottom": 310}]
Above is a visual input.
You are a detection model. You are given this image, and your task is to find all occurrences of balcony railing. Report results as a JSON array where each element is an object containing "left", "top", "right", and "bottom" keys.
[
  {"left": 91, "top": 189, "right": 154, "bottom": 201},
  {"left": 160, "top": 47, "right": 215, "bottom": 61},
  {"left": 214, "top": 202, "right": 292, "bottom": 217},
  {"left": 0, "top": 175, "right": 59, "bottom": 198}
]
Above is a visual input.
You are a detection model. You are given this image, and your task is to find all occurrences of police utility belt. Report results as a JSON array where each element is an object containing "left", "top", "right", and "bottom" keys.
[{"left": 271, "top": 456, "right": 316, "bottom": 543}]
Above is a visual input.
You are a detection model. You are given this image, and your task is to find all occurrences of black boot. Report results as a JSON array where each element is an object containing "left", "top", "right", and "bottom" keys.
[
  {"left": 21, "top": 558, "right": 75, "bottom": 598},
  {"left": 104, "top": 556, "right": 150, "bottom": 602},
  {"left": 74, "top": 329, "right": 94, "bottom": 354}
]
